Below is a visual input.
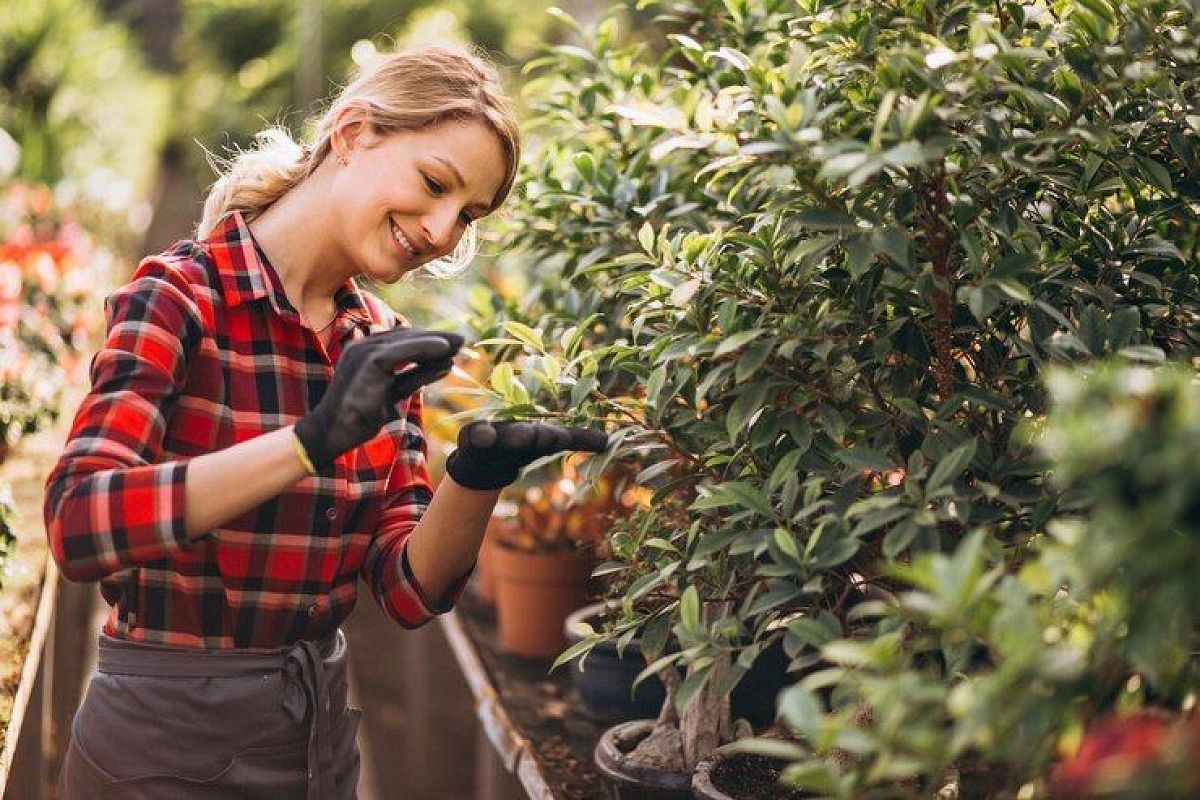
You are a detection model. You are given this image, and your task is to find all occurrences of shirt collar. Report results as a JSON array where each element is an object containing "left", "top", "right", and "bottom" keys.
[{"left": 201, "top": 211, "right": 373, "bottom": 328}]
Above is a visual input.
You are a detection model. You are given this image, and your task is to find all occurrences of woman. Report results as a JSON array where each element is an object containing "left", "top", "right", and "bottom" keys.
[{"left": 44, "top": 43, "right": 606, "bottom": 799}]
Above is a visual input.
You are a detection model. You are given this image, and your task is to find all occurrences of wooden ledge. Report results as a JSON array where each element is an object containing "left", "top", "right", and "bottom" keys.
[{"left": 438, "top": 590, "right": 611, "bottom": 800}]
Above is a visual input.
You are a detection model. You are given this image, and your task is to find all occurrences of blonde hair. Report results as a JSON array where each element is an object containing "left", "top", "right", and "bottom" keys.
[{"left": 197, "top": 44, "right": 520, "bottom": 278}]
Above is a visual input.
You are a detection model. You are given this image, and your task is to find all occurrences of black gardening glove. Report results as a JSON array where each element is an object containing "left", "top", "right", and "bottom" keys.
[
  {"left": 445, "top": 421, "right": 610, "bottom": 490},
  {"left": 295, "top": 327, "right": 464, "bottom": 468}
]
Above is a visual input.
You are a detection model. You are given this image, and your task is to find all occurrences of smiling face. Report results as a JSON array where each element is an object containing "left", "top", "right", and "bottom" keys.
[{"left": 330, "top": 117, "right": 508, "bottom": 283}]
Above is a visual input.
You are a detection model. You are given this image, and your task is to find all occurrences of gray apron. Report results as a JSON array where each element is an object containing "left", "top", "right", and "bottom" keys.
[{"left": 60, "top": 629, "right": 360, "bottom": 799}]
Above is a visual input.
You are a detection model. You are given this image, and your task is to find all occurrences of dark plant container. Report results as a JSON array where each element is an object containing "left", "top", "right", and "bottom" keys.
[
  {"left": 593, "top": 719, "right": 693, "bottom": 800},
  {"left": 693, "top": 749, "right": 812, "bottom": 800},
  {"left": 566, "top": 603, "right": 793, "bottom": 728},
  {"left": 564, "top": 604, "right": 667, "bottom": 721}
]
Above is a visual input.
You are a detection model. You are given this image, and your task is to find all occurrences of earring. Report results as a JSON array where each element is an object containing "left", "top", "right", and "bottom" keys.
[{"left": 337, "top": 153, "right": 349, "bottom": 167}]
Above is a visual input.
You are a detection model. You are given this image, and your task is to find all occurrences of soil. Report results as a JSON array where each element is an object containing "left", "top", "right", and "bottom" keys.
[
  {"left": 711, "top": 753, "right": 812, "bottom": 800},
  {"left": 456, "top": 586, "right": 613, "bottom": 799}
]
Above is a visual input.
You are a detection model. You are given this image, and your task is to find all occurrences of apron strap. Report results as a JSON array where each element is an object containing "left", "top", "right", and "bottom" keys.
[{"left": 285, "top": 639, "right": 335, "bottom": 800}]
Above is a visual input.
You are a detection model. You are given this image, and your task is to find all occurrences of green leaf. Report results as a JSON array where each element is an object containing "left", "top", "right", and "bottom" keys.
[
  {"left": 726, "top": 383, "right": 770, "bottom": 441},
  {"left": 736, "top": 339, "right": 776, "bottom": 382},
  {"left": 776, "top": 685, "right": 824, "bottom": 739},
  {"left": 675, "top": 660, "right": 714, "bottom": 715},
  {"left": 692, "top": 481, "right": 776, "bottom": 518},
  {"left": 926, "top": 440, "right": 977, "bottom": 493},
  {"left": 1134, "top": 154, "right": 1173, "bottom": 192},
  {"left": 641, "top": 612, "right": 671, "bottom": 661},
  {"left": 503, "top": 321, "right": 544, "bottom": 352},
  {"left": 1107, "top": 307, "right": 1140, "bottom": 349},
  {"left": 851, "top": 505, "right": 912, "bottom": 539},
  {"left": 786, "top": 617, "right": 838, "bottom": 650},
  {"left": 638, "top": 222, "right": 656, "bottom": 254},
  {"left": 1077, "top": 306, "right": 1107, "bottom": 356},
  {"left": 793, "top": 208, "right": 859, "bottom": 230},
  {"left": 773, "top": 528, "right": 801, "bottom": 561},
  {"left": 714, "top": 329, "right": 767, "bottom": 357},
  {"left": 837, "top": 446, "right": 894, "bottom": 472},
  {"left": 574, "top": 151, "right": 596, "bottom": 183},
  {"left": 680, "top": 585, "right": 701, "bottom": 634},
  {"left": 882, "top": 519, "right": 920, "bottom": 558}
]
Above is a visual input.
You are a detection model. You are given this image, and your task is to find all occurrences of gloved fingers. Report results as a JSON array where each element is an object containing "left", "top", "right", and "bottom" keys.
[
  {"left": 461, "top": 421, "right": 609, "bottom": 456},
  {"left": 367, "top": 335, "right": 461, "bottom": 375},
  {"left": 460, "top": 420, "right": 500, "bottom": 449},
  {"left": 566, "top": 427, "right": 610, "bottom": 453},
  {"left": 528, "top": 424, "right": 609, "bottom": 455},
  {"left": 386, "top": 358, "right": 454, "bottom": 404}
]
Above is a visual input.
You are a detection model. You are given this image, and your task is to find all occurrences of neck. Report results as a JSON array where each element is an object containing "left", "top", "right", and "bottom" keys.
[{"left": 247, "top": 170, "right": 350, "bottom": 312}]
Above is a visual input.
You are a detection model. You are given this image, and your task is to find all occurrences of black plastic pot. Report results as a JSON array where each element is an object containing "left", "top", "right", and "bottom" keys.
[
  {"left": 564, "top": 604, "right": 667, "bottom": 721},
  {"left": 693, "top": 748, "right": 813, "bottom": 799},
  {"left": 593, "top": 719, "right": 694, "bottom": 800},
  {"left": 565, "top": 603, "right": 793, "bottom": 728}
]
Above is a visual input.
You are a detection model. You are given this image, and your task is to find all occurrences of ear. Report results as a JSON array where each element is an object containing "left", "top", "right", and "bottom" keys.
[{"left": 329, "top": 102, "right": 383, "bottom": 162}]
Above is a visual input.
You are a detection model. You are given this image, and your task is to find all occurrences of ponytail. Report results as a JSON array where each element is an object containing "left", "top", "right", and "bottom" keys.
[{"left": 197, "top": 128, "right": 315, "bottom": 238}]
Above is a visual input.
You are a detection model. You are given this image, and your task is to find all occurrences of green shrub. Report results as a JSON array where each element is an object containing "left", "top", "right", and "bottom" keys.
[{"left": 475, "top": 0, "right": 1198, "bottom": 779}]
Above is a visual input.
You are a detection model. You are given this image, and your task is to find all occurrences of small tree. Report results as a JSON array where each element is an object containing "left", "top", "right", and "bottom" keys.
[{"left": 480, "top": 0, "right": 1198, "bottom": 779}]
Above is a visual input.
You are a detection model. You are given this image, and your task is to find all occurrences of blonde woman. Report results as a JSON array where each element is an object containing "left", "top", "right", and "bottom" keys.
[{"left": 45, "top": 44, "right": 606, "bottom": 799}]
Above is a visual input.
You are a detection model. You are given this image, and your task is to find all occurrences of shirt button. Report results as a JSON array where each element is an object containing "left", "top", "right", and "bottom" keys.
[{"left": 325, "top": 507, "right": 337, "bottom": 520}]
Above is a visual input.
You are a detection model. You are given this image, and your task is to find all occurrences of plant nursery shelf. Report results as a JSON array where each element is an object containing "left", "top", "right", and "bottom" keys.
[{"left": 440, "top": 588, "right": 611, "bottom": 800}]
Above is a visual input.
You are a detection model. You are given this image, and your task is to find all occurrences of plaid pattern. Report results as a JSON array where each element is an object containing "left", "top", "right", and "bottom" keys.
[{"left": 44, "top": 211, "right": 471, "bottom": 648}]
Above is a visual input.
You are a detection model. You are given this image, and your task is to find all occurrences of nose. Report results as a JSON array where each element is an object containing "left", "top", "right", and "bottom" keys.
[{"left": 420, "top": 204, "right": 460, "bottom": 254}]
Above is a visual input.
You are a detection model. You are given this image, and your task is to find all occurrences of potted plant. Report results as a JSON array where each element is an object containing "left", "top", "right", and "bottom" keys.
[
  {"left": 484, "top": 455, "right": 619, "bottom": 659},
  {"left": 483, "top": 0, "right": 1196, "bottom": 795},
  {"left": 747, "top": 362, "right": 1200, "bottom": 797}
]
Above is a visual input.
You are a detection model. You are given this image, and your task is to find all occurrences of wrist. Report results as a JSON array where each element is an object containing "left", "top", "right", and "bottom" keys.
[
  {"left": 291, "top": 427, "right": 317, "bottom": 476},
  {"left": 293, "top": 415, "right": 333, "bottom": 470}
]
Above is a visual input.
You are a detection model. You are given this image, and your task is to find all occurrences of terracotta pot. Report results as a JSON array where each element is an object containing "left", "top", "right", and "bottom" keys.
[
  {"left": 593, "top": 719, "right": 693, "bottom": 800},
  {"left": 490, "top": 540, "right": 595, "bottom": 659},
  {"left": 475, "top": 513, "right": 518, "bottom": 605}
]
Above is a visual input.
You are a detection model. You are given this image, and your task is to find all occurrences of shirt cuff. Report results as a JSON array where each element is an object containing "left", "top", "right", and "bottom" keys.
[{"left": 400, "top": 542, "right": 476, "bottom": 616}]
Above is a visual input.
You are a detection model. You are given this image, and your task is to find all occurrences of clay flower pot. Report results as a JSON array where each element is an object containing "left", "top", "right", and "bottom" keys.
[
  {"left": 474, "top": 512, "right": 520, "bottom": 605},
  {"left": 490, "top": 539, "right": 595, "bottom": 659}
]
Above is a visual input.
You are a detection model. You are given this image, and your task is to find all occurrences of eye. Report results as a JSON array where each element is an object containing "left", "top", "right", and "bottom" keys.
[{"left": 423, "top": 174, "right": 445, "bottom": 195}]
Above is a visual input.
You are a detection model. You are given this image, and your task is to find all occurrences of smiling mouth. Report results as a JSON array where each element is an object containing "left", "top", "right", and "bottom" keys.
[{"left": 389, "top": 217, "right": 417, "bottom": 258}]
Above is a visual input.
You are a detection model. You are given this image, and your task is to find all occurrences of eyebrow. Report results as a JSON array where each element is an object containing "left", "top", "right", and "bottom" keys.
[{"left": 432, "top": 156, "right": 492, "bottom": 213}]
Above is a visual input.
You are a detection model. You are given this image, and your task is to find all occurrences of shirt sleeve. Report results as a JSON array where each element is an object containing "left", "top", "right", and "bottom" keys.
[
  {"left": 360, "top": 389, "right": 476, "bottom": 628},
  {"left": 43, "top": 260, "right": 204, "bottom": 582}
]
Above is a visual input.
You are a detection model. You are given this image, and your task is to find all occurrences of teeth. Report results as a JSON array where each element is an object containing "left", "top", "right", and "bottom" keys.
[{"left": 390, "top": 219, "right": 415, "bottom": 256}]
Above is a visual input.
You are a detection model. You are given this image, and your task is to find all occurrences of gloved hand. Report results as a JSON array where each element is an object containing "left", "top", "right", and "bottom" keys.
[
  {"left": 295, "top": 327, "right": 464, "bottom": 469},
  {"left": 445, "top": 421, "right": 610, "bottom": 491}
]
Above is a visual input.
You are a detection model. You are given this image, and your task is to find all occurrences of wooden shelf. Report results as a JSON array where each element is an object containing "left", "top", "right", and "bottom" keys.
[{"left": 439, "top": 589, "right": 612, "bottom": 800}]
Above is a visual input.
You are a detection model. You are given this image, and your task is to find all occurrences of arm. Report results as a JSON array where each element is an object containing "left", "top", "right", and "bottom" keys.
[
  {"left": 46, "top": 270, "right": 458, "bottom": 582},
  {"left": 374, "top": 419, "right": 611, "bottom": 622},
  {"left": 45, "top": 266, "right": 205, "bottom": 581},
  {"left": 403, "top": 476, "right": 500, "bottom": 607}
]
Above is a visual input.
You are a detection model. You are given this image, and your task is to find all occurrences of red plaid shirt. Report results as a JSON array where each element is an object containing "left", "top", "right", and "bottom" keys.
[{"left": 44, "top": 211, "right": 471, "bottom": 649}]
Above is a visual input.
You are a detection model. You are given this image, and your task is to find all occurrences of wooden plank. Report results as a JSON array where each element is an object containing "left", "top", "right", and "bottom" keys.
[
  {"left": 0, "top": 559, "right": 58, "bottom": 797},
  {"left": 440, "top": 609, "right": 560, "bottom": 800}
]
